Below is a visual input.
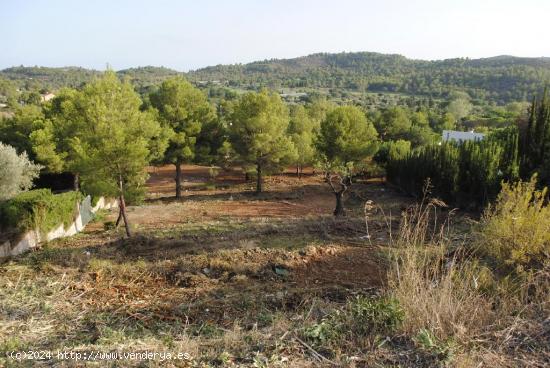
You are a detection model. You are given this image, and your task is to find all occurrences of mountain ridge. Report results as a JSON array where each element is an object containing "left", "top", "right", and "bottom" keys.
[{"left": 2, "top": 52, "right": 550, "bottom": 103}]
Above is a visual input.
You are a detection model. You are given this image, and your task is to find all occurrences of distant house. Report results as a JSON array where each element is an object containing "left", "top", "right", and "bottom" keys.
[
  {"left": 442, "top": 130, "right": 485, "bottom": 143},
  {"left": 41, "top": 93, "right": 56, "bottom": 102},
  {"left": 280, "top": 92, "right": 308, "bottom": 98}
]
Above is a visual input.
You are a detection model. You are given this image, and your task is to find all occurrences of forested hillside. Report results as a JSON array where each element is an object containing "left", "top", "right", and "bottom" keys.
[
  {"left": 187, "top": 52, "right": 550, "bottom": 104},
  {"left": 0, "top": 52, "right": 550, "bottom": 105},
  {"left": 0, "top": 66, "right": 182, "bottom": 91},
  {"left": 2, "top": 52, "right": 550, "bottom": 105}
]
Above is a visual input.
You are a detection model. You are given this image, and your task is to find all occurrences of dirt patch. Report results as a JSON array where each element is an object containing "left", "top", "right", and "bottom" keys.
[{"left": 290, "top": 245, "right": 385, "bottom": 289}]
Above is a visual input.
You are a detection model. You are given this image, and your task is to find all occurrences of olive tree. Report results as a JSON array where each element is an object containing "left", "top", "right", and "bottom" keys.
[
  {"left": 316, "top": 106, "right": 378, "bottom": 216},
  {"left": 0, "top": 142, "right": 42, "bottom": 201}
]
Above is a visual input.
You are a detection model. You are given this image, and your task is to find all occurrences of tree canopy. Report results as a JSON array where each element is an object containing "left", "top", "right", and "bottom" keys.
[
  {"left": 150, "top": 77, "right": 215, "bottom": 198},
  {"left": 70, "top": 71, "right": 164, "bottom": 236},
  {"left": 316, "top": 105, "right": 378, "bottom": 216},
  {"left": 228, "top": 89, "right": 297, "bottom": 193}
]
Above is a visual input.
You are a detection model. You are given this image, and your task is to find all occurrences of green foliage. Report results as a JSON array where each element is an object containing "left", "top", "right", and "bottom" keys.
[
  {"left": 0, "top": 105, "right": 46, "bottom": 159},
  {"left": 316, "top": 105, "right": 378, "bottom": 167},
  {"left": 288, "top": 105, "right": 317, "bottom": 170},
  {"left": 479, "top": 176, "right": 550, "bottom": 273},
  {"left": 447, "top": 94, "right": 473, "bottom": 122},
  {"left": 375, "top": 106, "right": 412, "bottom": 141},
  {"left": 187, "top": 52, "right": 550, "bottom": 104},
  {"left": 70, "top": 71, "right": 163, "bottom": 203},
  {"left": 150, "top": 77, "right": 214, "bottom": 165},
  {"left": 0, "top": 66, "right": 181, "bottom": 95},
  {"left": 415, "top": 328, "right": 455, "bottom": 362},
  {"left": 387, "top": 128, "right": 520, "bottom": 206},
  {"left": 374, "top": 139, "right": 411, "bottom": 166},
  {"left": 521, "top": 89, "right": 550, "bottom": 185},
  {"left": 29, "top": 88, "right": 83, "bottom": 173},
  {"left": 228, "top": 89, "right": 297, "bottom": 191},
  {"left": 347, "top": 296, "right": 404, "bottom": 336},
  {"left": 0, "top": 142, "right": 42, "bottom": 201},
  {"left": 303, "top": 296, "right": 404, "bottom": 350},
  {"left": 316, "top": 105, "right": 378, "bottom": 215},
  {"left": 0, "top": 189, "right": 81, "bottom": 236}
]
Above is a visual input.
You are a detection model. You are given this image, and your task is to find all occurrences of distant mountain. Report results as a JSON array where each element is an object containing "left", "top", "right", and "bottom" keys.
[
  {"left": 0, "top": 66, "right": 182, "bottom": 92},
  {"left": 187, "top": 52, "right": 550, "bottom": 103},
  {"left": 2, "top": 52, "right": 550, "bottom": 103},
  {"left": 117, "top": 66, "right": 182, "bottom": 89}
]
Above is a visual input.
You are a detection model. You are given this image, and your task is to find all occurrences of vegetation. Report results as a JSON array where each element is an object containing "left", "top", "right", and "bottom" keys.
[
  {"left": 387, "top": 128, "right": 520, "bottom": 206},
  {"left": 0, "top": 142, "right": 42, "bottom": 201},
  {"left": 0, "top": 189, "right": 81, "bottom": 236},
  {"left": 150, "top": 77, "right": 215, "bottom": 198},
  {"left": 228, "top": 90, "right": 297, "bottom": 193},
  {"left": 287, "top": 105, "right": 318, "bottom": 178},
  {"left": 316, "top": 106, "right": 378, "bottom": 215},
  {"left": 188, "top": 52, "right": 550, "bottom": 104},
  {"left": 479, "top": 176, "right": 550, "bottom": 273},
  {"left": 69, "top": 71, "right": 165, "bottom": 237},
  {"left": 3, "top": 52, "right": 550, "bottom": 109},
  {"left": 520, "top": 89, "right": 550, "bottom": 185}
]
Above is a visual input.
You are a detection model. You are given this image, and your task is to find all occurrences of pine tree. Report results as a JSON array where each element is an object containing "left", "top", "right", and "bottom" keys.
[{"left": 228, "top": 90, "right": 297, "bottom": 193}]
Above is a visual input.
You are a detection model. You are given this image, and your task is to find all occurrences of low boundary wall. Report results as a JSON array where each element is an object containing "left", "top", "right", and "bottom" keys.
[{"left": 0, "top": 195, "right": 118, "bottom": 258}]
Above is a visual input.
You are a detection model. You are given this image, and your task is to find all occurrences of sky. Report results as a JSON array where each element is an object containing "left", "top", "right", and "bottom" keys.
[{"left": 2, "top": 0, "right": 550, "bottom": 71}]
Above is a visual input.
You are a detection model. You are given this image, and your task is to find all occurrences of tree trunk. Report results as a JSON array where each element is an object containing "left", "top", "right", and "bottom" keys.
[
  {"left": 298, "top": 165, "right": 302, "bottom": 180},
  {"left": 256, "top": 162, "right": 263, "bottom": 194},
  {"left": 115, "top": 210, "right": 122, "bottom": 228},
  {"left": 73, "top": 173, "right": 80, "bottom": 191},
  {"left": 245, "top": 172, "right": 250, "bottom": 181},
  {"left": 333, "top": 191, "right": 346, "bottom": 217},
  {"left": 175, "top": 160, "right": 182, "bottom": 199},
  {"left": 119, "top": 193, "right": 132, "bottom": 237}
]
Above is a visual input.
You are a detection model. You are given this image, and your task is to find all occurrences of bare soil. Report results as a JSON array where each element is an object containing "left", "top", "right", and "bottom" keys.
[{"left": 1, "top": 165, "right": 427, "bottom": 367}]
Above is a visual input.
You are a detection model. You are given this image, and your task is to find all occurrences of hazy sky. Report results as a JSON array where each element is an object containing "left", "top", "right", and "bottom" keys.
[{"left": 2, "top": 0, "right": 550, "bottom": 71}]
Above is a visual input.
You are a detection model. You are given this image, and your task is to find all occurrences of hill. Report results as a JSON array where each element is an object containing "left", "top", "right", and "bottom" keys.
[
  {"left": 187, "top": 52, "right": 550, "bottom": 103},
  {"left": 0, "top": 66, "right": 182, "bottom": 92},
  {"left": 2, "top": 52, "right": 550, "bottom": 103}
]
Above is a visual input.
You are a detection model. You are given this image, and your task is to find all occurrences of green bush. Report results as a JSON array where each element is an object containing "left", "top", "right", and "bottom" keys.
[
  {"left": 347, "top": 296, "right": 404, "bottom": 335},
  {"left": 0, "top": 189, "right": 82, "bottom": 237},
  {"left": 479, "top": 176, "right": 550, "bottom": 273},
  {"left": 386, "top": 127, "right": 519, "bottom": 207},
  {"left": 303, "top": 296, "right": 404, "bottom": 350}
]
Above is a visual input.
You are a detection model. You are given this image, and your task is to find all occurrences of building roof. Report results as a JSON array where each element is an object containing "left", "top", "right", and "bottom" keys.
[{"left": 442, "top": 130, "right": 485, "bottom": 142}]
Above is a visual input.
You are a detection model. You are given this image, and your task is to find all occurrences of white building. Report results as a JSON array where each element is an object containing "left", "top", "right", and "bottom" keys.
[
  {"left": 442, "top": 130, "right": 485, "bottom": 143},
  {"left": 41, "top": 93, "right": 56, "bottom": 102}
]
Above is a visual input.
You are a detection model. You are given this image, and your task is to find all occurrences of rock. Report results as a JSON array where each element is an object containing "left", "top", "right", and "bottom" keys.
[{"left": 273, "top": 265, "right": 290, "bottom": 277}]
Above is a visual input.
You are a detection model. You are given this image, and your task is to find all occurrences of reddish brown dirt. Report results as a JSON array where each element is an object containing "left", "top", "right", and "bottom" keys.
[
  {"left": 112, "top": 165, "right": 338, "bottom": 226},
  {"left": 81, "top": 165, "right": 413, "bottom": 298},
  {"left": 291, "top": 245, "right": 384, "bottom": 289}
]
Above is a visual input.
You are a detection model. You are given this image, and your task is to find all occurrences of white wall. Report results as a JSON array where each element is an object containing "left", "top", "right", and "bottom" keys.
[{"left": 0, "top": 195, "right": 118, "bottom": 258}]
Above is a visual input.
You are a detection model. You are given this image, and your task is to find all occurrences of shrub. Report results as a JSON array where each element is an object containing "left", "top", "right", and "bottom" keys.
[
  {"left": 0, "top": 189, "right": 82, "bottom": 236},
  {"left": 0, "top": 142, "right": 42, "bottom": 201},
  {"left": 479, "top": 175, "right": 550, "bottom": 273},
  {"left": 386, "top": 127, "right": 519, "bottom": 207},
  {"left": 303, "top": 296, "right": 404, "bottom": 351},
  {"left": 347, "top": 296, "right": 404, "bottom": 336},
  {"left": 387, "top": 199, "right": 493, "bottom": 343}
]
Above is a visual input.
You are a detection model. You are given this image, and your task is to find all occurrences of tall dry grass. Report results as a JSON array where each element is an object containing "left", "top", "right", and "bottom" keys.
[
  {"left": 386, "top": 197, "right": 493, "bottom": 343},
  {"left": 378, "top": 179, "right": 550, "bottom": 366}
]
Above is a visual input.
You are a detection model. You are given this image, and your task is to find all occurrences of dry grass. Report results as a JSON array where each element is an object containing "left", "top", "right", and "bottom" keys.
[
  {"left": 383, "top": 185, "right": 550, "bottom": 367},
  {"left": 1, "top": 172, "right": 549, "bottom": 367},
  {"left": 387, "top": 199, "right": 493, "bottom": 343}
]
